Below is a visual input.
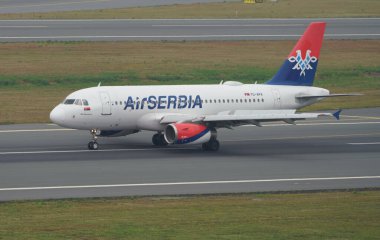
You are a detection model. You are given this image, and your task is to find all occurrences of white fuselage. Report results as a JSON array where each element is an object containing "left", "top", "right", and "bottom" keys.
[{"left": 50, "top": 82, "right": 329, "bottom": 131}]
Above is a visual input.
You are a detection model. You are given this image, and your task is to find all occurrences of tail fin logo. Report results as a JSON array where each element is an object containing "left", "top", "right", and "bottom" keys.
[{"left": 288, "top": 50, "right": 317, "bottom": 76}]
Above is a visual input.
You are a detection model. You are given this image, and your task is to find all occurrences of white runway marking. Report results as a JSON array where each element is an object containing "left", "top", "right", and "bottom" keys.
[
  {"left": 0, "top": 18, "right": 379, "bottom": 22},
  {"left": 1, "top": 176, "right": 379, "bottom": 191},
  {"left": 0, "top": 33, "right": 379, "bottom": 40},
  {"left": 153, "top": 24, "right": 304, "bottom": 27},
  {"left": 0, "top": 26, "right": 48, "bottom": 28},
  {"left": 0, "top": 147, "right": 194, "bottom": 155},
  {"left": 262, "top": 121, "right": 380, "bottom": 127},
  {"left": 0, "top": 128, "right": 75, "bottom": 133},
  {"left": 224, "top": 133, "right": 380, "bottom": 143},
  {"left": 348, "top": 142, "right": 380, "bottom": 145}
]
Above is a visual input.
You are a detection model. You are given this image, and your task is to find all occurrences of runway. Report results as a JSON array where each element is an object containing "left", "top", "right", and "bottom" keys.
[
  {"left": 0, "top": 108, "right": 379, "bottom": 201},
  {"left": 0, "top": 0, "right": 224, "bottom": 14},
  {"left": 0, "top": 18, "right": 379, "bottom": 42}
]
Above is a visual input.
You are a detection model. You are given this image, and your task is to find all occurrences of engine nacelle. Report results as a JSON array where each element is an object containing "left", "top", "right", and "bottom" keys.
[
  {"left": 96, "top": 129, "right": 139, "bottom": 137},
  {"left": 164, "top": 123, "right": 213, "bottom": 144}
]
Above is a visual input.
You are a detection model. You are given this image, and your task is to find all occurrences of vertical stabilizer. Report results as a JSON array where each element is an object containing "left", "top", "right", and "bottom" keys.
[{"left": 266, "top": 22, "right": 326, "bottom": 86}]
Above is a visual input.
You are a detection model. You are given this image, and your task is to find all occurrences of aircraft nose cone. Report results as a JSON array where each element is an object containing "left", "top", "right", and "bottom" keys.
[{"left": 50, "top": 107, "right": 65, "bottom": 125}]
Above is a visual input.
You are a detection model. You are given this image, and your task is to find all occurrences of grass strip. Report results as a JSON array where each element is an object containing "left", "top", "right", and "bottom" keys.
[
  {"left": 0, "top": 191, "right": 379, "bottom": 239},
  {"left": 0, "top": 40, "right": 379, "bottom": 124},
  {"left": 0, "top": 0, "right": 379, "bottom": 19}
]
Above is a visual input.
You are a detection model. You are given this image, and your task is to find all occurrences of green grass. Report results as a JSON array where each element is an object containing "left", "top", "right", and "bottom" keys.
[
  {"left": 0, "top": 0, "right": 379, "bottom": 19},
  {"left": 0, "top": 191, "right": 379, "bottom": 239},
  {"left": 0, "top": 40, "right": 379, "bottom": 124}
]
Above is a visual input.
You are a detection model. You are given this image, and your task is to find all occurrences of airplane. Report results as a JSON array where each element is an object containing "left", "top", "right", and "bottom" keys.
[{"left": 50, "top": 22, "right": 357, "bottom": 151}]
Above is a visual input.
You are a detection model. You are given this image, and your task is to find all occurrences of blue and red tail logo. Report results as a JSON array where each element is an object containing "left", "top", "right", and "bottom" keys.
[
  {"left": 289, "top": 49, "right": 318, "bottom": 76},
  {"left": 266, "top": 22, "right": 326, "bottom": 86}
]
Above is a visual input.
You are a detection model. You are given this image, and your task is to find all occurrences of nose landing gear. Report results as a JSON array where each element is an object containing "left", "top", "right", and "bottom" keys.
[{"left": 88, "top": 129, "right": 99, "bottom": 150}]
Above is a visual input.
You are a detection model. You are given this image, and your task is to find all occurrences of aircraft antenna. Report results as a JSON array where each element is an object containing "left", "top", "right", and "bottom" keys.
[{"left": 97, "top": 82, "right": 101, "bottom": 87}]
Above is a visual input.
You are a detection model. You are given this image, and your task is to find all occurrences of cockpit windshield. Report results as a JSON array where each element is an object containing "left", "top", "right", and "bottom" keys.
[
  {"left": 63, "top": 99, "right": 89, "bottom": 105},
  {"left": 64, "top": 99, "right": 75, "bottom": 105}
]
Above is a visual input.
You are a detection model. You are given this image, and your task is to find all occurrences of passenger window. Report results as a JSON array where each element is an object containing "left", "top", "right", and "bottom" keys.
[
  {"left": 214, "top": 99, "right": 216, "bottom": 103},
  {"left": 205, "top": 100, "right": 208, "bottom": 104},
  {"left": 223, "top": 99, "right": 225, "bottom": 103},
  {"left": 262, "top": 98, "right": 265, "bottom": 102},
  {"left": 258, "top": 99, "right": 260, "bottom": 102},
  {"left": 64, "top": 99, "right": 75, "bottom": 105},
  {"left": 245, "top": 99, "right": 247, "bottom": 103},
  {"left": 227, "top": 99, "right": 230, "bottom": 103},
  {"left": 253, "top": 99, "right": 255, "bottom": 103},
  {"left": 115, "top": 101, "right": 118, "bottom": 105},
  {"left": 231, "top": 99, "right": 234, "bottom": 103}
]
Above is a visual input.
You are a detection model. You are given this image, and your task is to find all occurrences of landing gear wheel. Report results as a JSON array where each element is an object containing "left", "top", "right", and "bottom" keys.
[
  {"left": 88, "top": 141, "right": 99, "bottom": 150},
  {"left": 152, "top": 133, "right": 168, "bottom": 146},
  {"left": 202, "top": 139, "right": 220, "bottom": 151},
  {"left": 88, "top": 129, "right": 99, "bottom": 150}
]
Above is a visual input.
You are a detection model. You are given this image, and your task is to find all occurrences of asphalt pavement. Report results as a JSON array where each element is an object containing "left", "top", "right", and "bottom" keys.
[
  {"left": 0, "top": 108, "right": 379, "bottom": 201},
  {"left": 0, "top": 18, "right": 379, "bottom": 42}
]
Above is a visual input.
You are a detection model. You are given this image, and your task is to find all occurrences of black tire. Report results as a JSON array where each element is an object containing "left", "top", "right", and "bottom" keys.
[
  {"left": 159, "top": 134, "right": 168, "bottom": 146},
  {"left": 202, "top": 143, "right": 209, "bottom": 151},
  {"left": 88, "top": 141, "right": 93, "bottom": 150},
  {"left": 88, "top": 141, "right": 99, "bottom": 150},
  {"left": 152, "top": 134, "right": 161, "bottom": 146},
  {"left": 208, "top": 139, "right": 220, "bottom": 151}
]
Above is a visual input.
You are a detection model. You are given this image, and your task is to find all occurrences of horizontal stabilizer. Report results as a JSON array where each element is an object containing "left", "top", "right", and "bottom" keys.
[{"left": 296, "top": 93, "right": 362, "bottom": 99}]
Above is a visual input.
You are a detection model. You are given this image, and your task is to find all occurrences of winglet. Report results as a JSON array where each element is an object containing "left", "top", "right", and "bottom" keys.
[{"left": 333, "top": 109, "right": 342, "bottom": 120}]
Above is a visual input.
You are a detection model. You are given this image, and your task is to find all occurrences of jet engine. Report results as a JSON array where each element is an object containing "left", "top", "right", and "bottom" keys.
[{"left": 164, "top": 123, "right": 214, "bottom": 144}]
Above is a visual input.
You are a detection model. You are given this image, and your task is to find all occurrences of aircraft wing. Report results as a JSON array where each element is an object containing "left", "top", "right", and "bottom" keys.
[
  {"left": 295, "top": 93, "right": 362, "bottom": 99},
  {"left": 160, "top": 109, "right": 341, "bottom": 128}
]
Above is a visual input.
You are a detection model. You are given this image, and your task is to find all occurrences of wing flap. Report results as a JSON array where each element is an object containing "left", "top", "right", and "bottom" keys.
[
  {"left": 159, "top": 109, "right": 338, "bottom": 126},
  {"left": 203, "top": 112, "right": 331, "bottom": 122},
  {"left": 296, "top": 93, "right": 362, "bottom": 99}
]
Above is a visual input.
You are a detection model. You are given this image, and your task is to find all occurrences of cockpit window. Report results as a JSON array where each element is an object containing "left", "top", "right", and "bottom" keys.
[
  {"left": 74, "top": 99, "right": 82, "bottom": 105},
  {"left": 82, "top": 99, "right": 89, "bottom": 106},
  {"left": 64, "top": 99, "right": 75, "bottom": 105}
]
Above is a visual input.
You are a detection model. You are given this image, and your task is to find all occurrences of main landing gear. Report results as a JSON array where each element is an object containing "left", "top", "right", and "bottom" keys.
[
  {"left": 88, "top": 129, "right": 99, "bottom": 150},
  {"left": 202, "top": 138, "right": 220, "bottom": 151},
  {"left": 152, "top": 133, "right": 168, "bottom": 146}
]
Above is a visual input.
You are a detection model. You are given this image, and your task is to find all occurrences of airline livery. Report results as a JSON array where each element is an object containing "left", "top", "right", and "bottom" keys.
[{"left": 50, "top": 22, "right": 355, "bottom": 151}]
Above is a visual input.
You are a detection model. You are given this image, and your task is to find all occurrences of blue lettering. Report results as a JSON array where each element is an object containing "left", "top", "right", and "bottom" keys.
[
  {"left": 124, "top": 97, "right": 134, "bottom": 110},
  {"left": 157, "top": 96, "right": 166, "bottom": 109},
  {"left": 123, "top": 95, "right": 202, "bottom": 110},
  {"left": 136, "top": 97, "right": 140, "bottom": 110},
  {"left": 178, "top": 95, "right": 187, "bottom": 109},
  {"left": 188, "top": 95, "right": 192, "bottom": 109},
  {"left": 167, "top": 95, "right": 177, "bottom": 109},
  {"left": 148, "top": 96, "right": 157, "bottom": 110},
  {"left": 141, "top": 98, "right": 147, "bottom": 110},
  {"left": 193, "top": 95, "right": 202, "bottom": 108}
]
